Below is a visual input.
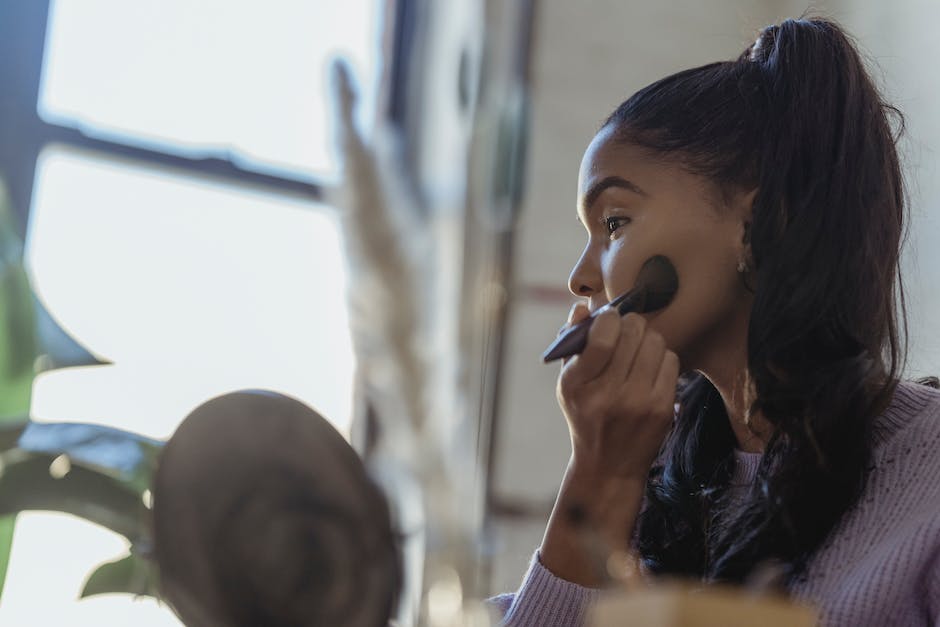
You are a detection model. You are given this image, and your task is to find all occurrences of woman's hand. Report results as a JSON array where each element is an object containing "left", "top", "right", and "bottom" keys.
[
  {"left": 557, "top": 302, "right": 679, "bottom": 481},
  {"left": 539, "top": 302, "right": 679, "bottom": 587}
]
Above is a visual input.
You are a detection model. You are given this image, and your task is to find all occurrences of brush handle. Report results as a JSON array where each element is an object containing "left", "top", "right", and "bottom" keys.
[{"left": 541, "top": 289, "right": 646, "bottom": 362}]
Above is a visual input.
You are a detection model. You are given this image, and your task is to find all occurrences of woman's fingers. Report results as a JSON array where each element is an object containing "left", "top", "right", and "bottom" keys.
[
  {"left": 554, "top": 301, "right": 680, "bottom": 482},
  {"left": 559, "top": 306, "right": 677, "bottom": 423},
  {"left": 559, "top": 301, "right": 592, "bottom": 365},
  {"left": 627, "top": 325, "right": 667, "bottom": 390},
  {"left": 558, "top": 301, "right": 590, "bottom": 340},
  {"left": 563, "top": 309, "right": 621, "bottom": 384},
  {"left": 566, "top": 301, "right": 591, "bottom": 327},
  {"left": 604, "top": 313, "right": 645, "bottom": 384}
]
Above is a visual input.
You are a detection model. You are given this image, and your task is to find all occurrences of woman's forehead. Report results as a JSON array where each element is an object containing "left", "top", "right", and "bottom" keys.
[
  {"left": 577, "top": 131, "right": 726, "bottom": 217},
  {"left": 579, "top": 125, "right": 619, "bottom": 177},
  {"left": 579, "top": 129, "right": 667, "bottom": 195}
]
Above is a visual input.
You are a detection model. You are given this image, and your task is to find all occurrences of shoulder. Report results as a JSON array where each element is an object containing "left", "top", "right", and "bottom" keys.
[
  {"left": 866, "top": 379, "right": 940, "bottom": 511},
  {"left": 873, "top": 379, "right": 940, "bottom": 460},
  {"left": 794, "top": 382, "right": 940, "bottom": 617}
]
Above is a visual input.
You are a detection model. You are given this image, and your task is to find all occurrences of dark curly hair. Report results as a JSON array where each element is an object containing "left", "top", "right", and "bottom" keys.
[{"left": 604, "top": 18, "right": 907, "bottom": 583}]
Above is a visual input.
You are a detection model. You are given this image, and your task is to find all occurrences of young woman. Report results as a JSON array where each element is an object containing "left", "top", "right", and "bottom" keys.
[{"left": 491, "top": 17, "right": 940, "bottom": 627}]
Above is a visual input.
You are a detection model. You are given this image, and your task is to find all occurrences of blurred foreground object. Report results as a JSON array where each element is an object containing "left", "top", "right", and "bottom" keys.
[
  {"left": 589, "top": 583, "right": 817, "bottom": 627},
  {"left": 329, "top": 1, "right": 533, "bottom": 624},
  {"left": 152, "top": 391, "right": 400, "bottom": 627}
]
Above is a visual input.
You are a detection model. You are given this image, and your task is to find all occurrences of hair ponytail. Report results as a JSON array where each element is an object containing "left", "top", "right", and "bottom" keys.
[{"left": 612, "top": 18, "right": 906, "bottom": 583}]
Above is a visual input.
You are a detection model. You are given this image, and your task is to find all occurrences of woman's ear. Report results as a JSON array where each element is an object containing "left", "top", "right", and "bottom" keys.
[
  {"left": 737, "top": 187, "right": 757, "bottom": 249},
  {"left": 737, "top": 187, "right": 758, "bottom": 224},
  {"left": 733, "top": 188, "right": 757, "bottom": 283}
]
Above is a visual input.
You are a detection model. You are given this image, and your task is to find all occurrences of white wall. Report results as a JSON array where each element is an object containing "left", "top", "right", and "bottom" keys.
[{"left": 822, "top": 0, "right": 940, "bottom": 376}]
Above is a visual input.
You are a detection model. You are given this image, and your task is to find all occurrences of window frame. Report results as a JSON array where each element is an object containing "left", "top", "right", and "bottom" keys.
[{"left": 0, "top": 0, "right": 414, "bottom": 239}]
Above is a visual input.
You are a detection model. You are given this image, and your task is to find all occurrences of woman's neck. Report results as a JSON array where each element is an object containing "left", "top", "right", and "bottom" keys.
[
  {"left": 716, "top": 380, "right": 771, "bottom": 453},
  {"left": 688, "top": 303, "right": 772, "bottom": 453}
]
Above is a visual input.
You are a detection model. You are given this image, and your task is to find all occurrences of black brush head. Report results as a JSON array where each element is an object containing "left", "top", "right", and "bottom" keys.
[{"left": 631, "top": 255, "right": 679, "bottom": 313}]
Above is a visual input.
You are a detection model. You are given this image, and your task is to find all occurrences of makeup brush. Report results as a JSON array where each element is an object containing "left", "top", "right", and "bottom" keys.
[{"left": 542, "top": 255, "right": 679, "bottom": 363}]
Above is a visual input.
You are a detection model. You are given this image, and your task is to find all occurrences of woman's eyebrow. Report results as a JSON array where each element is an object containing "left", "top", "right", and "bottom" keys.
[{"left": 583, "top": 176, "right": 648, "bottom": 211}]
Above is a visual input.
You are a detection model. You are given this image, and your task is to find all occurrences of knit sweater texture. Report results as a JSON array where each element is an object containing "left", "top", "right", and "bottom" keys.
[{"left": 489, "top": 380, "right": 940, "bottom": 626}]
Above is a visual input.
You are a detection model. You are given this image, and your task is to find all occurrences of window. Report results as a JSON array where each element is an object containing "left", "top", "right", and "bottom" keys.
[
  {"left": 39, "top": 0, "right": 380, "bottom": 179},
  {"left": 27, "top": 148, "right": 355, "bottom": 440},
  {"left": 0, "top": 0, "right": 384, "bottom": 623}
]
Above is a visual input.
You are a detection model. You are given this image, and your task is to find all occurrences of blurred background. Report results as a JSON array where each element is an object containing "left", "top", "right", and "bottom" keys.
[{"left": 0, "top": 0, "right": 937, "bottom": 625}]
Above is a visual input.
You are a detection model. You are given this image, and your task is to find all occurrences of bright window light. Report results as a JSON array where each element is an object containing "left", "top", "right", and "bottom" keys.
[
  {"left": 0, "top": 512, "right": 182, "bottom": 626},
  {"left": 39, "top": 0, "right": 380, "bottom": 179},
  {"left": 26, "top": 147, "right": 355, "bottom": 439}
]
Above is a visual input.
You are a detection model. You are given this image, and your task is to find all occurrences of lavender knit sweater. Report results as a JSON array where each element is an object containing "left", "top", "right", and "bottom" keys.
[{"left": 489, "top": 380, "right": 940, "bottom": 626}]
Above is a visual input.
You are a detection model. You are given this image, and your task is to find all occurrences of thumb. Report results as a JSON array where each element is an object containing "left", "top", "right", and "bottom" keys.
[
  {"left": 557, "top": 300, "right": 592, "bottom": 365},
  {"left": 567, "top": 300, "right": 591, "bottom": 326}
]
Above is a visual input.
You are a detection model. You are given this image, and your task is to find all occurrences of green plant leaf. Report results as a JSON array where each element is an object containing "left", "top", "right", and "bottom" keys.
[
  {"left": 0, "top": 420, "right": 164, "bottom": 603},
  {"left": 0, "top": 515, "right": 15, "bottom": 599},
  {"left": 14, "top": 421, "right": 163, "bottom": 495},
  {"left": 81, "top": 551, "right": 158, "bottom": 598},
  {"left": 0, "top": 178, "right": 35, "bottom": 422},
  {"left": 0, "top": 177, "right": 34, "bottom": 603},
  {"left": 0, "top": 452, "right": 149, "bottom": 541}
]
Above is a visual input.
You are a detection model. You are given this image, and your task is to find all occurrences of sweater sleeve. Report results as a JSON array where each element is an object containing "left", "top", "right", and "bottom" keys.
[
  {"left": 927, "top": 547, "right": 940, "bottom": 625},
  {"left": 486, "top": 551, "right": 600, "bottom": 627}
]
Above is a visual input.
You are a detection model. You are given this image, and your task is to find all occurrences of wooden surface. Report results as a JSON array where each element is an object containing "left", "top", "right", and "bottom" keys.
[{"left": 589, "top": 583, "right": 818, "bottom": 627}]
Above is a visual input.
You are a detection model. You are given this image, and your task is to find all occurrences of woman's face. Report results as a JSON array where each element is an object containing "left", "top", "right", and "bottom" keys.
[{"left": 569, "top": 125, "right": 754, "bottom": 372}]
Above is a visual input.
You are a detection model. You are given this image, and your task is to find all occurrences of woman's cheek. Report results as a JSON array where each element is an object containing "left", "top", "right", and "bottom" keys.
[{"left": 601, "top": 248, "right": 644, "bottom": 300}]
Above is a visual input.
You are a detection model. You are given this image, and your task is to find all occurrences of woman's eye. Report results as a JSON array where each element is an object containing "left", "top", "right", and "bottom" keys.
[{"left": 604, "top": 216, "right": 631, "bottom": 236}]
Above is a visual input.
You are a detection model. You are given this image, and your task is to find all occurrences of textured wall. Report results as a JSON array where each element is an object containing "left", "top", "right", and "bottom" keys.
[{"left": 832, "top": 0, "right": 940, "bottom": 377}]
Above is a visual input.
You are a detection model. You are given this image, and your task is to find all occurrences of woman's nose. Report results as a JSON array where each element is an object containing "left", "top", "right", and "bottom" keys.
[{"left": 567, "top": 248, "right": 601, "bottom": 297}]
